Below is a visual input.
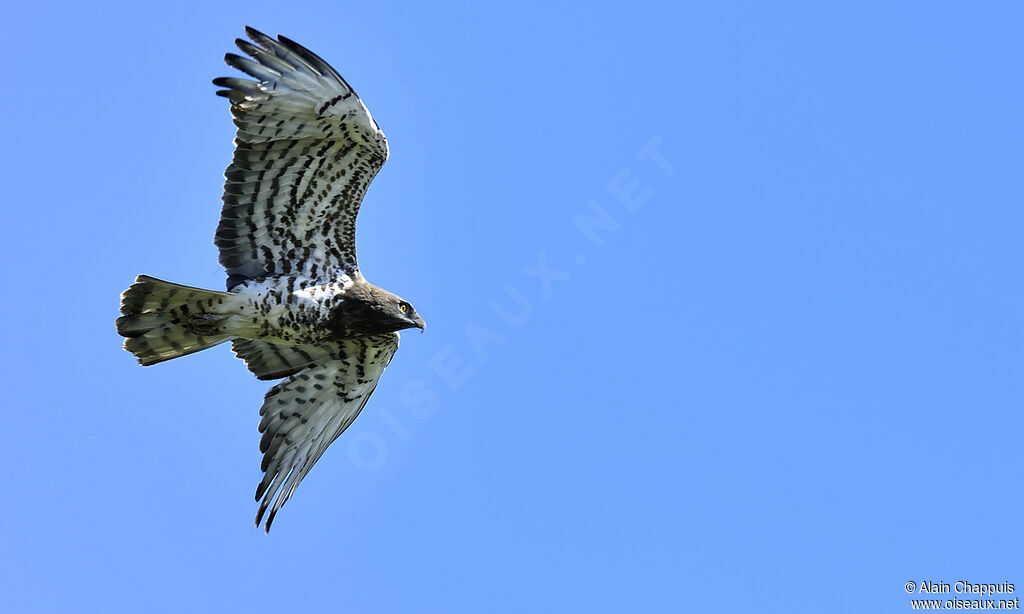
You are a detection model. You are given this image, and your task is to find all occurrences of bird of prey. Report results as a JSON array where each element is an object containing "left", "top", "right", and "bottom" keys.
[{"left": 116, "top": 27, "right": 425, "bottom": 532}]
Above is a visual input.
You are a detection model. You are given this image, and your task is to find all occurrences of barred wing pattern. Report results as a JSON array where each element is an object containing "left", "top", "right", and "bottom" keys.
[
  {"left": 214, "top": 27, "right": 389, "bottom": 288},
  {"left": 254, "top": 333, "right": 399, "bottom": 531},
  {"left": 232, "top": 338, "right": 341, "bottom": 381}
]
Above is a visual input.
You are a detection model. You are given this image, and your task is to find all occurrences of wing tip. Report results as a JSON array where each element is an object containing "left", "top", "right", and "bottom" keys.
[
  {"left": 255, "top": 501, "right": 270, "bottom": 531},
  {"left": 223, "top": 52, "right": 243, "bottom": 69},
  {"left": 264, "top": 507, "right": 279, "bottom": 532},
  {"left": 244, "top": 25, "right": 272, "bottom": 44},
  {"left": 254, "top": 481, "right": 282, "bottom": 532},
  {"left": 235, "top": 37, "right": 256, "bottom": 55}
]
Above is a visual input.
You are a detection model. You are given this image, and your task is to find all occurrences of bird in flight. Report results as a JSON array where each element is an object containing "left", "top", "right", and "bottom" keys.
[{"left": 116, "top": 27, "right": 424, "bottom": 532}]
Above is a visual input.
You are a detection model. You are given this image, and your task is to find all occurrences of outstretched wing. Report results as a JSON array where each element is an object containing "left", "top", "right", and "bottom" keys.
[
  {"left": 214, "top": 27, "right": 389, "bottom": 289},
  {"left": 232, "top": 338, "right": 341, "bottom": 381},
  {"left": 253, "top": 333, "right": 399, "bottom": 531}
]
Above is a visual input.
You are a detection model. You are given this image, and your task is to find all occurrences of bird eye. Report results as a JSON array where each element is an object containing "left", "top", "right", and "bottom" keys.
[{"left": 399, "top": 302, "right": 408, "bottom": 313}]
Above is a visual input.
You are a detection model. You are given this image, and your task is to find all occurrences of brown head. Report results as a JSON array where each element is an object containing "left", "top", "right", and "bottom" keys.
[{"left": 328, "top": 280, "right": 426, "bottom": 339}]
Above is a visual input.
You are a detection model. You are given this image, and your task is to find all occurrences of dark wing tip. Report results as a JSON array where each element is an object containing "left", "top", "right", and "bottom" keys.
[
  {"left": 245, "top": 27, "right": 281, "bottom": 57},
  {"left": 235, "top": 38, "right": 258, "bottom": 56},
  {"left": 277, "top": 34, "right": 346, "bottom": 84},
  {"left": 265, "top": 508, "right": 278, "bottom": 532},
  {"left": 254, "top": 491, "right": 277, "bottom": 533},
  {"left": 244, "top": 25, "right": 272, "bottom": 44},
  {"left": 212, "top": 77, "right": 245, "bottom": 89},
  {"left": 222, "top": 53, "right": 270, "bottom": 80}
]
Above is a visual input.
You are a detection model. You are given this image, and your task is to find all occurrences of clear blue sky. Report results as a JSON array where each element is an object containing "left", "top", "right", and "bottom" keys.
[{"left": 2, "top": 2, "right": 1021, "bottom": 612}]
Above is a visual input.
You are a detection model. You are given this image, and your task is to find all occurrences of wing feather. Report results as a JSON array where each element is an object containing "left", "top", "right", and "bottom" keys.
[
  {"left": 231, "top": 339, "right": 341, "bottom": 380},
  {"left": 214, "top": 27, "right": 389, "bottom": 289},
  {"left": 253, "top": 333, "right": 399, "bottom": 531}
]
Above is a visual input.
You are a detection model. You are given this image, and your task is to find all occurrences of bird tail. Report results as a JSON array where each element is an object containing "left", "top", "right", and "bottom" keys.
[{"left": 116, "top": 274, "right": 237, "bottom": 366}]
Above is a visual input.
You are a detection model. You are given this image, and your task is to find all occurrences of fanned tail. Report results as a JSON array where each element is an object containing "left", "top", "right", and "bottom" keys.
[{"left": 116, "top": 275, "right": 236, "bottom": 366}]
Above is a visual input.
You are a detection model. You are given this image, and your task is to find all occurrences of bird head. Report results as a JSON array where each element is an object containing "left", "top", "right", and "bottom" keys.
[{"left": 328, "top": 281, "right": 425, "bottom": 338}]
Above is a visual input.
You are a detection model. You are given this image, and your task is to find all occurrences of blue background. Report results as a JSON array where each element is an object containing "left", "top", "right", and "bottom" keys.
[{"left": 3, "top": 2, "right": 1021, "bottom": 612}]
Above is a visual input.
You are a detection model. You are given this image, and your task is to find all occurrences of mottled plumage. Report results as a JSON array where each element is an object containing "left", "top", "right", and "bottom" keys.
[{"left": 116, "top": 27, "right": 424, "bottom": 531}]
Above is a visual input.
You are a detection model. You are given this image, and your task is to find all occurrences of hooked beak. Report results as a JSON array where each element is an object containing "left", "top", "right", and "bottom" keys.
[{"left": 411, "top": 313, "right": 426, "bottom": 332}]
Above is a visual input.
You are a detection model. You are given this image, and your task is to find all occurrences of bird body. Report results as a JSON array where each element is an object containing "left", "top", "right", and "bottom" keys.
[{"left": 116, "top": 27, "right": 424, "bottom": 531}]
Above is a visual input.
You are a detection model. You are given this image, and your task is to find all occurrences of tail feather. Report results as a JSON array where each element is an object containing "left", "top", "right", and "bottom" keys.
[{"left": 117, "top": 275, "right": 235, "bottom": 366}]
